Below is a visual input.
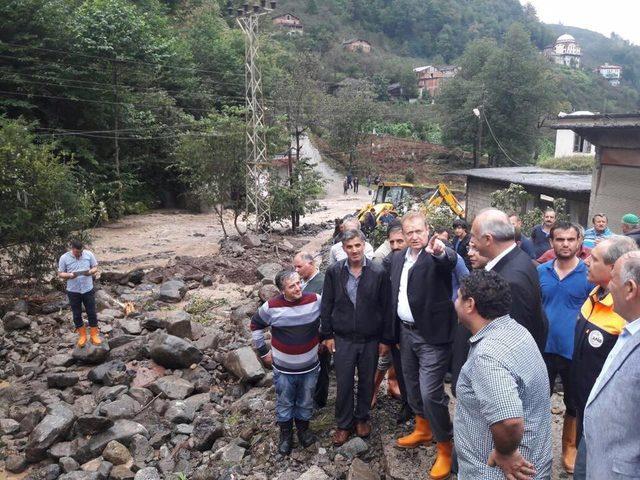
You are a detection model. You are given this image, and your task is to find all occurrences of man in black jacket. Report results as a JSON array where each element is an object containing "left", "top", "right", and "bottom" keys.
[
  {"left": 390, "top": 212, "right": 458, "bottom": 480},
  {"left": 470, "top": 208, "right": 548, "bottom": 350},
  {"left": 320, "top": 229, "right": 392, "bottom": 446}
]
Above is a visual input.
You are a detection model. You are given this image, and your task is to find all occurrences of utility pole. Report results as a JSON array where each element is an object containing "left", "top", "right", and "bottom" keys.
[
  {"left": 473, "top": 105, "right": 483, "bottom": 168},
  {"left": 229, "top": 0, "right": 277, "bottom": 233}
]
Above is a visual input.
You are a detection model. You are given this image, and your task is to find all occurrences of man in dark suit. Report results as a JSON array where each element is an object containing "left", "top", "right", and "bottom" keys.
[
  {"left": 470, "top": 208, "right": 548, "bottom": 350},
  {"left": 320, "top": 230, "right": 393, "bottom": 446},
  {"left": 293, "top": 251, "right": 328, "bottom": 408},
  {"left": 389, "top": 212, "right": 458, "bottom": 480}
]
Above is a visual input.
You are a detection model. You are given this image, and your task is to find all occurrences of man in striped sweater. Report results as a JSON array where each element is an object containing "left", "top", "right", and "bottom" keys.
[{"left": 250, "top": 269, "right": 322, "bottom": 455}]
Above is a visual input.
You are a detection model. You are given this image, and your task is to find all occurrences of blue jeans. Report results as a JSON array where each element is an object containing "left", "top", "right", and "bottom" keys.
[{"left": 273, "top": 366, "right": 319, "bottom": 423}]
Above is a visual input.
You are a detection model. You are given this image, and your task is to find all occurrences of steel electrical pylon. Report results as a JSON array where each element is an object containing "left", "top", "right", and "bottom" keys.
[{"left": 237, "top": 11, "right": 271, "bottom": 233}]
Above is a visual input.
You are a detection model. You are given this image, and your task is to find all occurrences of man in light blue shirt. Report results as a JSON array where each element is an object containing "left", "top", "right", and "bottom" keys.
[
  {"left": 58, "top": 239, "right": 100, "bottom": 347},
  {"left": 583, "top": 251, "right": 640, "bottom": 479},
  {"left": 582, "top": 213, "right": 612, "bottom": 249}
]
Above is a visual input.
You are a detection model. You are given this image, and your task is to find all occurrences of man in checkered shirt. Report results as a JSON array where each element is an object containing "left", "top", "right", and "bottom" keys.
[{"left": 454, "top": 270, "right": 552, "bottom": 479}]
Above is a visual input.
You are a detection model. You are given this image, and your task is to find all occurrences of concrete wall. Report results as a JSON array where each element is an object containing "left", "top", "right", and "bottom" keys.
[
  {"left": 589, "top": 163, "right": 640, "bottom": 232},
  {"left": 465, "top": 178, "right": 502, "bottom": 221}
]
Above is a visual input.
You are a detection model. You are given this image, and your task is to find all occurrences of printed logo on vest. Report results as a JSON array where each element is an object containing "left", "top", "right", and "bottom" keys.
[{"left": 588, "top": 330, "right": 604, "bottom": 348}]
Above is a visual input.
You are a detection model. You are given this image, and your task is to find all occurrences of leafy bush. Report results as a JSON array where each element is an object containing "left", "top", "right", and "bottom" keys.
[
  {"left": 537, "top": 155, "right": 595, "bottom": 172},
  {"left": 0, "top": 119, "right": 91, "bottom": 280}
]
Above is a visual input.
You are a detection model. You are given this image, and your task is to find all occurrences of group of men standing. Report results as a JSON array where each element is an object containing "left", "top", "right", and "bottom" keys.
[{"left": 247, "top": 207, "right": 640, "bottom": 480}]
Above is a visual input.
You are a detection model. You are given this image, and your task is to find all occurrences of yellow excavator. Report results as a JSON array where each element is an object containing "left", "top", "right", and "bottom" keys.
[{"left": 356, "top": 181, "right": 464, "bottom": 223}]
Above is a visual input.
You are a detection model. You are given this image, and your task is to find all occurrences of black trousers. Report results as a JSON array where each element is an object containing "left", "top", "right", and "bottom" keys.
[
  {"left": 314, "top": 347, "right": 331, "bottom": 407},
  {"left": 544, "top": 352, "right": 576, "bottom": 417},
  {"left": 450, "top": 323, "right": 471, "bottom": 398},
  {"left": 67, "top": 289, "right": 98, "bottom": 328},
  {"left": 333, "top": 336, "right": 378, "bottom": 430}
]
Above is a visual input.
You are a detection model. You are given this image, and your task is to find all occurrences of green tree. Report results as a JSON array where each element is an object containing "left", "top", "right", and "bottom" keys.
[
  {"left": 174, "top": 108, "right": 246, "bottom": 237},
  {"left": 0, "top": 119, "right": 91, "bottom": 281},
  {"left": 438, "top": 24, "right": 558, "bottom": 165}
]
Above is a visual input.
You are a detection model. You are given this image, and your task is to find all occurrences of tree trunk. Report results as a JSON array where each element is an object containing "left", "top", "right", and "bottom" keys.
[
  {"left": 215, "top": 205, "right": 228, "bottom": 239},
  {"left": 233, "top": 210, "right": 246, "bottom": 236}
]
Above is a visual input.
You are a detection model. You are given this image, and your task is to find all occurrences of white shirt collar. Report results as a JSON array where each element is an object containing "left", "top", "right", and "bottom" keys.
[
  {"left": 485, "top": 243, "right": 517, "bottom": 271},
  {"left": 624, "top": 316, "right": 640, "bottom": 336},
  {"left": 301, "top": 269, "right": 319, "bottom": 288}
]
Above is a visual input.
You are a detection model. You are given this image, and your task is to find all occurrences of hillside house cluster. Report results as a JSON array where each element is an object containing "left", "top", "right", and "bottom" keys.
[
  {"left": 413, "top": 65, "right": 459, "bottom": 98},
  {"left": 272, "top": 13, "right": 303, "bottom": 34},
  {"left": 342, "top": 39, "right": 372, "bottom": 53}
]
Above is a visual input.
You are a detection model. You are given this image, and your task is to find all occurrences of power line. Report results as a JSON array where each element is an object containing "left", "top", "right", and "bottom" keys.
[{"left": 481, "top": 110, "right": 520, "bottom": 166}]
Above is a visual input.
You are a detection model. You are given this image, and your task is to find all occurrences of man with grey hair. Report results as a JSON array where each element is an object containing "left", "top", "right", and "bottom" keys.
[
  {"left": 320, "top": 229, "right": 393, "bottom": 446},
  {"left": 583, "top": 250, "right": 640, "bottom": 479},
  {"left": 470, "top": 208, "right": 547, "bottom": 350},
  {"left": 329, "top": 216, "right": 374, "bottom": 265},
  {"left": 251, "top": 270, "right": 322, "bottom": 455},
  {"left": 570, "top": 235, "right": 637, "bottom": 479}
]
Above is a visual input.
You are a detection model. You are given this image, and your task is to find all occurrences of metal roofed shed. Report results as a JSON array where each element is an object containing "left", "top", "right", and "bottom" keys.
[{"left": 447, "top": 166, "right": 591, "bottom": 224}]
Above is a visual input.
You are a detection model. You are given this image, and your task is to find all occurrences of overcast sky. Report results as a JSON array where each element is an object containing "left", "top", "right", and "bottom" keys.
[{"left": 520, "top": 0, "right": 640, "bottom": 45}]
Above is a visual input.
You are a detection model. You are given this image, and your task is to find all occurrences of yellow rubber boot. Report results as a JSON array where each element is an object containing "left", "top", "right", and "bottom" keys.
[
  {"left": 562, "top": 415, "right": 577, "bottom": 474},
  {"left": 76, "top": 326, "right": 88, "bottom": 347},
  {"left": 396, "top": 415, "right": 433, "bottom": 448},
  {"left": 429, "top": 441, "right": 453, "bottom": 480},
  {"left": 89, "top": 327, "right": 102, "bottom": 345}
]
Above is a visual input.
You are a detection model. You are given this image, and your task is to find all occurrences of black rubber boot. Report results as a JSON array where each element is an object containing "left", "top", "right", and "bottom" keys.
[
  {"left": 295, "top": 419, "right": 316, "bottom": 448},
  {"left": 278, "top": 420, "right": 294, "bottom": 455}
]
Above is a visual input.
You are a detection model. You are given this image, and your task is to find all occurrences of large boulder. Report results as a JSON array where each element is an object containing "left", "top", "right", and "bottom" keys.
[
  {"left": 47, "top": 373, "right": 79, "bottom": 389},
  {"left": 95, "top": 289, "right": 123, "bottom": 312},
  {"left": 102, "top": 440, "right": 132, "bottom": 466},
  {"left": 88, "top": 360, "right": 128, "bottom": 386},
  {"left": 162, "top": 310, "right": 193, "bottom": 339},
  {"left": 242, "top": 233, "right": 262, "bottom": 248},
  {"left": 134, "top": 467, "right": 161, "bottom": 480},
  {"left": 76, "top": 415, "right": 114, "bottom": 435},
  {"left": 99, "top": 395, "right": 141, "bottom": 420},
  {"left": 25, "top": 403, "right": 76, "bottom": 462},
  {"left": 72, "top": 341, "right": 110, "bottom": 365},
  {"left": 256, "top": 263, "right": 282, "bottom": 284},
  {"left": 77, "top": 420, "right": 148, "bottom": 463},
  {"left": 150, "top": 376, "right": 194, "bottom": 400},
  {"left": 258, "top": 284, "right": 280, "bottom": 302},
  {"left": 190, "top": 416, "right": 224, "bottom": 451},
  {"left": 158, "top": 279, "right": 187, "bottom": 303},
  {"left": 347, "top": 459, "right": 380, "bottom": 480},
  {"left": 107, "top": 338, "right": 148, "bottom": 363},
  {"left": 149, "top": 333, "right": 202, "bottom": 369},
  {"left": 223, "top": 347, "right": 265, "bottom": 382},
  {"left": 3, "top": 311, "right": 31, "bottom": 331}
]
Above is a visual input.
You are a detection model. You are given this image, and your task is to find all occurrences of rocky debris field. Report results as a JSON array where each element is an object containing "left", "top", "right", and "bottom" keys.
[{"left": 0, "top": 228, "right": 570, "bottom": 480}]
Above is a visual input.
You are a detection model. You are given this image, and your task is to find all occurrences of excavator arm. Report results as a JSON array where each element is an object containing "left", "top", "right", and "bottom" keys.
[{"left": 427, "top": 183, "right": 465, "bottom": 217}]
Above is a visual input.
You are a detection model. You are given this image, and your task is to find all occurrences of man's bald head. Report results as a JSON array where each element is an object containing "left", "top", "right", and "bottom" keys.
[{"left": 470, "top": 208, "right": 515, "bottom": 259}]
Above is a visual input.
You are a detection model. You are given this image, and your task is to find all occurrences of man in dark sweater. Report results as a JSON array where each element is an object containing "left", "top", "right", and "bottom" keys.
[
  {"left": 251, "top": 270, "right": 322, "bottom": 455},
  {"left": 320, "top": 229, "right": 393, "bottom": 446}
]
